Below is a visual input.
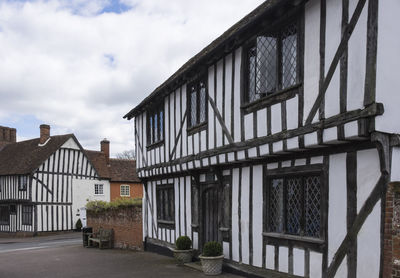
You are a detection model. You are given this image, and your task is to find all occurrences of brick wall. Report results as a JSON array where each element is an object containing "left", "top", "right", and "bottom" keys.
[
  {"left": 110, "top": 182, "right": 143, "bottom": 201},
  {"left": 384, "top": 182, "right": 400, "bottom": 278},
  {"left": 87, "top": 205, "right": 143, "bottom": 251}
]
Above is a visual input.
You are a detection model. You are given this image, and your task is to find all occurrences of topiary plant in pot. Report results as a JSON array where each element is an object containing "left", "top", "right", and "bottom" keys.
[
  {"left": 199, "top": 241, "right": 224, "bottom": 275},
  {"left": 172, "top": 236, "right": 193, "bottom": 264}
]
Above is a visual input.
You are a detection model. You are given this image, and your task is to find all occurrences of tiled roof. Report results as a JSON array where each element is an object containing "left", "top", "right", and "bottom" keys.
[
  {"left": 109, "top": 159, "right": 140, "bottom": 182},
  {"left": 0, "top": 134, "right": 73, "bottom": 175},
  {"left": 84, "top": 150, "right": 140, "bottom": 183},
  {"left": 84, "top": 150, "right": 111, "bottom": 179}
]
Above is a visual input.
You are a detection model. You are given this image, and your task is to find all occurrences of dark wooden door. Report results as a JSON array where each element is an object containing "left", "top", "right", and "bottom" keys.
[{"left": 202, "top": 182, "right": 221, "bottom": 244}]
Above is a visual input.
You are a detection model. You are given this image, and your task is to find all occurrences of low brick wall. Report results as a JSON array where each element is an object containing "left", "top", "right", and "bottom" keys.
[
  {"left": 383, "top": 182, "right": 400, "bottom": 278},
  {"left": 87, "top": 205, "right": 143, "bottom": 251}
]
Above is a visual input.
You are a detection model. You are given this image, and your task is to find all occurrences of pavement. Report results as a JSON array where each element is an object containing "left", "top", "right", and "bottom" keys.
[{"left": 0, "top": 233, "right": 244, "bottom": 278}]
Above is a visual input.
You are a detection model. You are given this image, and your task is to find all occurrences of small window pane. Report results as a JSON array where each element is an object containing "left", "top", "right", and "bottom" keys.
[
  {"left": 154, "top": 113, "right": 158, "bottom": 142},
  {"left": 248, "top": 46, "right": 258, "bottom": 102},
  {"left": 257, "top": 36, "right": 277, "bottom": 94},
  {"left": 282, "top": 24, "right": 297, "bottom": 89},
  {"left": 305, "top": 176, "right": 321, "bottom": 237},
  {"left": 286, "top": 178, "right": 302, "bottom": 235},
  {"left": 190, "top": 87, "right": 197, "bottom": 127},
  {"left": 269, "top": 178, "right": 284, "bottom": 233},
  {"left": 159, "top": 110, "right": 164, "bottom": 140},
  {"left": 199, "top": 82, "right": 207, "bottom": 123},
  {"left": 157, "top": 185, "right": 175, "bottom": 223}
]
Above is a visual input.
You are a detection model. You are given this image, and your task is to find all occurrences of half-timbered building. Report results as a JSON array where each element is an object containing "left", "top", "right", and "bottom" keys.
[
  {"left": 0, "top": 125, "right": 109, "bottom": 234},
  {"left": 124, "top": 0, "right": 400, "bottom": 277}
]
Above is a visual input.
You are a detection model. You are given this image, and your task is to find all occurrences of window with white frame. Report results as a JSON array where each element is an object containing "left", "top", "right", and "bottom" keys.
[
  {"left": 120, "top": 185, "right": 130, "bottom": 197},
  {"left": 22, "top": 205, "right": 33, "bottom": 225},
  {"left": 94, "top": 184, "right": 104, "bottom": 195}
]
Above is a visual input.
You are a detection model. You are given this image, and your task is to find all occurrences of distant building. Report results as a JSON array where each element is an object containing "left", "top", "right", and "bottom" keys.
[
  {"left": 0, "top": 125, "right": 107, "bottom": 234},
  {"left": 85, "top": 139, "right": 142, "bottom": 202}
]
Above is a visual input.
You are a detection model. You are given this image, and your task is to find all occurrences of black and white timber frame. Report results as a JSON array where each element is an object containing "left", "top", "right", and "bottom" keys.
[
  {"left": 0, "top": 137, "right": 100, "bottom": 233},
  {"left": 125, "top": 0, "right": 400, "bottom": 277}
]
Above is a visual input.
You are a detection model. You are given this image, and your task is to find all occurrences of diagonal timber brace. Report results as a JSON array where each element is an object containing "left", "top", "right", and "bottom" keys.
[
  {"left": 169, "top": 110, "right": 187, "bottom": 161},
  {"left": 208, "top": 95, "right": 234, "bottom": 144},
  {"left": 326, "top": 133, "right": 391, "bottom": 278},
  {"left": 305, "top": 0, "right": 367, "bottom": 125},
  {"left": 31, "top": 176, "right": 53, "bottom": 195}
]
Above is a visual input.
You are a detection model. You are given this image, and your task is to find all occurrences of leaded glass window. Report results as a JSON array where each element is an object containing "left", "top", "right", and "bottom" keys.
[
  {"left": 245, "top": 21, "right": 299, "bottom": 103},
  {"left": 147, "top": 103, "right": 164, "bottom": 146},
  {"left": 268, "top": 174, "right": 322, "bottom": 238},
  {"left": 156, "top": 184, "right": 175, "bottom": 223},
  {"left": 188, "top": 78, "right": 207, "bottom": 129}
]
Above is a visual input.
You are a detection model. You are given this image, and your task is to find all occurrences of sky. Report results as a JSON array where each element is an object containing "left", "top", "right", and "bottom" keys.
[{"left": 0, "top": 0, "right": 265, "bottom": 156}]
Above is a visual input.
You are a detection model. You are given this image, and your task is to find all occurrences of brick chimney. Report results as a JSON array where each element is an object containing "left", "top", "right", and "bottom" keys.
[
  {"left": 101, "top": 139, "right": 110, "bottom": 165},
  {"left": 39, "top": 124, "right": 50, "bottom": 145},
  {"left": 0, "top": 126, "right": 17, "bottom": 146}
]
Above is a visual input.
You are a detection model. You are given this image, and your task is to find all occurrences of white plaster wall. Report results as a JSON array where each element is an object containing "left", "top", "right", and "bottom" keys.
[
  {"left": 231, "top": 168, "right": 240, "bottom": 262},
  {"left": 357, "top": 201, "right": 381, "bottom": 278},
  {"left": 324, "top": 0, "right": 342, "bottom": 118},
  {"left": 376, "top": 0, "right": 400, "bottom": 134},
  {"left": 233, "top": 48, "right": 242, "bottom": 143},
  {"left": 347, "top": 0, "right": 367, "bottom": 111},
  {"left": 303, "top": 0, "right": 321, "bottom": 124},
  {"left": 391, "top": 147, "right": 400, "bottom": 181},
  {"left": 328, "top": 153, "right": 347, "bottom": 264},
  {"left": 208, "top": 65, "right": 216, "bottom": 149},
  {"left": 357, "top": 148, "right": 380, "bottom": 212},
  {"left": 241, "top": 166, "right": 250, "bottom": 265},
  {"left": 61, "top": 138, "right": 80, "bottom": 150},
  {"left": 72, "top": 178, "right": 110, "bottom": 227},
  {"left": 252, "top": 165, "right": 263, "bottom": 267}
]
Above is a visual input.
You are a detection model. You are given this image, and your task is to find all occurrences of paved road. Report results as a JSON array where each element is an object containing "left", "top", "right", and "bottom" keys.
[{"left": 0, "top": 233, "right": 243, "bottom": 278}]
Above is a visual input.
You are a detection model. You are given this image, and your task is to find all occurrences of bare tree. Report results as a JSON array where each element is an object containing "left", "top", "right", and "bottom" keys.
[{"left": 116, "top": 149, "right": 136, "bottom": 160}]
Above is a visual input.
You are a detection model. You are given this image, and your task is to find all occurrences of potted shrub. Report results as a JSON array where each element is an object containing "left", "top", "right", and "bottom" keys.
[
  {"left": 172, "top": 236, "right": 193, "bottom": 264},
  {"left": 199, "top": 241, "right": 224, "bottom": 275}
]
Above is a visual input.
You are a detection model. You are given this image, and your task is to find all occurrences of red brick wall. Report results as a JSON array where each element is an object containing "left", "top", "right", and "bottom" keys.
[
  {"left": 87, "top": 205, "right": 143, "bottom": 251},
  {"left": 384, "top": 182, "right": 400, "bottom": 278},
  {"left": 110, "top": 182, "right": 143, "bottom": 201}
]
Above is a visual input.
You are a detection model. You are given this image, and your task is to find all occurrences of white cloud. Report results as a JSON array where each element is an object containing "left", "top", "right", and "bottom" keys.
[{"left": 0, "top": 0, "right": 264, "bottom": 155}]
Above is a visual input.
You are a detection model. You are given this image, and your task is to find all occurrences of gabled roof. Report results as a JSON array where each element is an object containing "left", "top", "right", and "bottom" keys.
[
  {"left": 84, "top": 150, "right": 111, "bottom": 179},
  {"left": 124, "top": 0, "right": 293, "bottom": 119},
  {"left": 109, "top": 159, "right": 140, "bottom": 183},
  {"left": 84, "top": 150, "right": 140, "bottom": 183},
  {"left": 0, "top": 134, "right": 74, "bottom": 175}
]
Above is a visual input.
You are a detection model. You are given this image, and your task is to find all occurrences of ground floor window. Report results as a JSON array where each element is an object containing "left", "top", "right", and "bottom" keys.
[
  {"left": 156, "top": 184, "right": 174, "bottom": 225},
  {"left": 120, "top": 185, "right": 130, "bottom": 197},
  {"left": 94, "top": 184, "right": 104, "bottom": 195},
  {"left": 0, "top": 205, "right": 9, "bottom": 225},
  {"left": 22, "top": 205, "right": 33, "bottom": 225},
  {"left": 267, "top": 174, "right": 322, "bottom": 238}
]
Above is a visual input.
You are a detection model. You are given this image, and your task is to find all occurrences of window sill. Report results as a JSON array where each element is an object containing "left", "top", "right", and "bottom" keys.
[
  {"left": 263, "top": 232, "right": 325, "bottom": 245},
  {"left": 146, "top": 140, "right": 164, "bottom": 150},
  {"left": 187, "top": 122, "right": 207, "bottom": 135},
  {"left": 158, "top": 219, "right": 175, "bottom": 228},
  {"left": 241, "top": 83, "right": 301, "bottom": 114}
]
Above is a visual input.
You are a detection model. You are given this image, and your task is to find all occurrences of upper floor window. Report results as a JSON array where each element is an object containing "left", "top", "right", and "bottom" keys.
[
  {"left": 266, "top": 174, "right": 322, "bottom": 239},
  {"left": 188, "top": 78, "right": 207, "bottom": 130},
  {"left": 245, "top": 20, "right": 299, "bottom": 104},
  {"left": 147, "top": 103, "right": 164, "bottom": 146},
  {"left": 18, "top": 176, "right": 27, "bottom": 191},
  {"left": 94, "top": 184, "right": 104, "bottom": 195},
  {"left": 120, "top": 184, "right": 130, "bottom": 197}
]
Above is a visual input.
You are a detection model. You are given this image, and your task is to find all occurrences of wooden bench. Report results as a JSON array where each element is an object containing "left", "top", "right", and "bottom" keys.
[{"left": 88, "top": 228, "right": 113, "bottom": 249}]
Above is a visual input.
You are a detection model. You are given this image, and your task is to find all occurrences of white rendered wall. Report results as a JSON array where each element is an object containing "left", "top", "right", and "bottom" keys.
[
  {"left": 72, "top": 178, "right": 110, "bottom": 227},
  {"left": 376, "top": 0, "right": 400, "bottom": 133},
  {"left": 303, "top": 0, "right": 321, "bottom": 124}
]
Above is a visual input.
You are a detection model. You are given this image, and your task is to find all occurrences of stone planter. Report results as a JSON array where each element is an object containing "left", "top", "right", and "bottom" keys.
[
  {"left": 199, "top": 255, "right": 224, "bottom": 275},
  {"left": 172, "top": 249, "right": 193, "bottom": 264}
]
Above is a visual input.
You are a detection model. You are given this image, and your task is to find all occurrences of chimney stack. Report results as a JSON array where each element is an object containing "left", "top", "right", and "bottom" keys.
[
  {"left": 0, "top": 126, "right": 17, "bottom": 146},
  {"left": 39, "top": 124, "right": 50, "bottom": 145},
  {"left": 101, "top": 139, "right": 110, "bottom": 165}
]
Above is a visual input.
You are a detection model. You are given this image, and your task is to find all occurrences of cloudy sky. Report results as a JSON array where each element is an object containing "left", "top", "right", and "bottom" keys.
[{"left": 0, "top": 0, "right": 264, "bottom": 156}]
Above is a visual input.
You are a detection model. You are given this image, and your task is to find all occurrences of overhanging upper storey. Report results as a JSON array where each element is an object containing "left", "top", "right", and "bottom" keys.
[{"left": 125, "top": 0, "right": 400, "bottom": 179}]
